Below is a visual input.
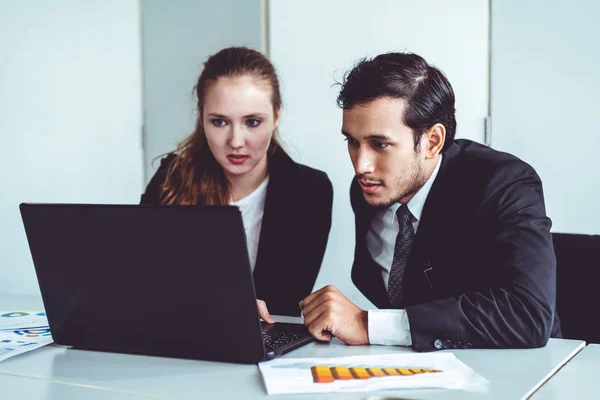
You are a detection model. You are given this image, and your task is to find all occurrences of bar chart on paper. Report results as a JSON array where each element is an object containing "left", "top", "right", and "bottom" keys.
[{"left": 259, "top": 353, "right": 487, "bottom": 395}]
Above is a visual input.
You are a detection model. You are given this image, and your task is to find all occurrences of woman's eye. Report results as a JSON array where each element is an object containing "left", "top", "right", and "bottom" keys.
[
  {"left": 246, "top": 119, "right": 261, "bottom": 128},
  {"left": 210, "top": 119, "right": 227, "bottom": 127}
]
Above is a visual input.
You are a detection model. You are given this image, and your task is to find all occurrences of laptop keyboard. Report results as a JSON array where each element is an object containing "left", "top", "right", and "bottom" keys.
[{"left": 262, "top": 331, "right": 303, "bottom": 352}]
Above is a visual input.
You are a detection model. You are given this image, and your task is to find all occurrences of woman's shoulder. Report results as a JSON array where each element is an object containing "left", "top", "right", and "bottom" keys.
[
  {"left": 273, "top": 156, "right": 331, "bottom": 197},
  {"left": 292, "top": 161, "right": 331, "bottom": 183},
  {"left": 157, "top": 153, "right": 178, "bottom": 169},
  {"left": 151, "top": 153, "right": 178, "bottom": 180},
  {"left": 271, "top": 150, "right": 331, "bottom": 185},
  {"left": 140, "top": 153, "right": 178, "bottom": 204}
]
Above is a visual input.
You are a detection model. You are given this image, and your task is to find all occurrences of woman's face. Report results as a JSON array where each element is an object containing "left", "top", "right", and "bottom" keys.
[{"left": 203, "top": 76, "right": 278, "bottom": 182}]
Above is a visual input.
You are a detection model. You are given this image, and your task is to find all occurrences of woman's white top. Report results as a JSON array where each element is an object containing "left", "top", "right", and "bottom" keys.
[{"left": 229, "top": 176, "right": 270, "bottom": 272}]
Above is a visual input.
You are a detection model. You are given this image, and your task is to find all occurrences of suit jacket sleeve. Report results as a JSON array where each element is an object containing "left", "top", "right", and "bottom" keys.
[{"left": 406, "top": 164, "right": 556, "bottom": 351}]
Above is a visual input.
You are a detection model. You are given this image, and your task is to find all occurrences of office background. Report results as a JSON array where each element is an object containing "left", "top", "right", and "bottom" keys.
[{"left": 1, "top": 0, "right": 598, "bottom": 307}]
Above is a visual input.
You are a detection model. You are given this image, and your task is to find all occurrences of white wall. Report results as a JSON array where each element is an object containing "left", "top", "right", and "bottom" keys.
[
  {"left": 269, "top": 0, "right": 489, "bottom": 308},
  {"left": 492, "top": 0, "right": 600, "bottom": 235},
  {"left": 142, "top": 0, "right": 264, "bottom": 181},
  {"left": 0, "top": 1, "right": 144, "bottom": 296}
]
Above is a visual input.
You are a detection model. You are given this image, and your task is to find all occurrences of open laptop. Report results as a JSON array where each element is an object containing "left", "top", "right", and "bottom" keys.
[{"left": 19, "top": 203, "right": 315, "bottom": 363}]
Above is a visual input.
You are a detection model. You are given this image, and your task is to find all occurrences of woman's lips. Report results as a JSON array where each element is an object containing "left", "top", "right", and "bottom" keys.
[{"left": 227, "top": 154, "right": 249, "bottom": 165}]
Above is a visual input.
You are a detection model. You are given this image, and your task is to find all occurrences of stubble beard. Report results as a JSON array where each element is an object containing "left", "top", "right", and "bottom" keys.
[{"left": 369, "top": 155, "right": 425, "bottom": 209}]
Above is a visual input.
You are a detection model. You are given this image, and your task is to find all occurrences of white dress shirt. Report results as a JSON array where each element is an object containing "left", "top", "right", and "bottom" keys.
[
  {"left": 230, "top": 176, "right": 269, "bottom": 272},
  {"left": 366, "top": 156, "right": 442, "bottom": 346}
]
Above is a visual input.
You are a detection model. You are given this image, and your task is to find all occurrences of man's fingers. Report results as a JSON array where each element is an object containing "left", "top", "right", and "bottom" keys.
[
  {"left": 307, "top": 315, "right": 334, "bottom": 342},
  {"left": 316, "top": 331, "right": 333, "bottom": 341},
  {"left": 300, "top": 293, "right": 328, "bottom": 317},
  {"left": 299, "top": 285, "right": 339, "bottom": 311},
  {"left": 256, "top": 299, "right": 275, "bottom": 324},
  {"left": 303, "top": 300, "right": 334, "bottom": 327}
]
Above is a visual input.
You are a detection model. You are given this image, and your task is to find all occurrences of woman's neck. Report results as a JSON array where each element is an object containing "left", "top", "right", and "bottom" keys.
[{"left": 226, "top": 157, "right": 269, "bottom": 203}]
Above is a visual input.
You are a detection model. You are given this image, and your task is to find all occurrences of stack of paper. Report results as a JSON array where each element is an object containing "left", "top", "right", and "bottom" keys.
[
  {"left": 0, "top": 310, "right": 54, "bottom": 362},
  {"left": 259, "top": 352, "right": 488, "bottom": 395}
]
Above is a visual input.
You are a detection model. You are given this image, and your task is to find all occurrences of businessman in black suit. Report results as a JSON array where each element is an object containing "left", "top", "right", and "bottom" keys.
[{"left": 300, "top": 52, "right": 561, "bottom": 351}]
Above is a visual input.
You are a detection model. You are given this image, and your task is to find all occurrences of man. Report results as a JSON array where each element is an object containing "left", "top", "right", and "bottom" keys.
[{"left": 299, "top": 52, "right": 561, "bottom": 351}]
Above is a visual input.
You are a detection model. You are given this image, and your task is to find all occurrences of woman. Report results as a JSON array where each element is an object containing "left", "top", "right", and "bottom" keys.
[{"left": 140, "top": 47, "right": 333, "bottom": 319}]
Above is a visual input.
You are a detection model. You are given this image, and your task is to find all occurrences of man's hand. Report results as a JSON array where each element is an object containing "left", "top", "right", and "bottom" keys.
[
  {"left": 299, "top": 285, "right": 369, "bottom": 345},
  {"left": 257, "top": 299, "right": 275, "bottom": 324}
]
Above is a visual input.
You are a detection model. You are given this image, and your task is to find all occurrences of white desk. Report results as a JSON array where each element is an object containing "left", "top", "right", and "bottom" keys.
[
  {"left": 0, "top": 294, "right": 586, "bottom": 400},
  {"left": 0, "top": 336, "right": 585, "bottom": 399},
  {"left": 0, "top": 372, "right": 168, "bottom": 399},
  {"left": 530, "top": 343, "right": 600, "bottom": 399}
]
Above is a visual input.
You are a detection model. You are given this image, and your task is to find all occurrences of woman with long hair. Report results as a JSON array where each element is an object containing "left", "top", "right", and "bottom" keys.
[{"left": 141, "top": 47, "right": 333, "bottom": 320}]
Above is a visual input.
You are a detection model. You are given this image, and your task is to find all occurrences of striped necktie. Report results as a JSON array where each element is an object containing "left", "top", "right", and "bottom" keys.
[{"left": 388, "top": 205, "right": 415, "bottom": 308}]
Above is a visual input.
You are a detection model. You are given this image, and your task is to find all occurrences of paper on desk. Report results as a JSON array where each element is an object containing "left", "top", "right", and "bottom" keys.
[
  {"left": 258, "top": 352, "right": 488, "bottom": 395},
  {"left": 0, "top": 311, "right": 53, "bottom": 363},
  {"left": 0, "top": 310, "right": 49, "bottom": 331}
]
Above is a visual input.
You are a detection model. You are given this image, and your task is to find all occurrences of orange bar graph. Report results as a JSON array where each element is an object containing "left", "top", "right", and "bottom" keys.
[
  {"left": 311, "top": 365, "right": 444, "bottom": 383},
  {"left": 331, "top": 366, "right": 353, "bottom": 380},
  {"left": 311, "top": 366, "right": 334, "bottom": 383},
  {"left": 349, "top": 367, "right": 371, "bottom": 379},
  {"left": 367, "top": 368, "right": 386, "bottom": 377}
]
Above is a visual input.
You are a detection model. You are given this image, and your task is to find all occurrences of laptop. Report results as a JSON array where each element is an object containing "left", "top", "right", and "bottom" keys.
[{"left": 19, "top": 203, "right": 315, "bottom": 363}]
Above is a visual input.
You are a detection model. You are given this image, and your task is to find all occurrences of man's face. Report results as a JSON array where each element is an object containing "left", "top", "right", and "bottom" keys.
[{"left": 342, "top": 97, "right": 428, "bottom": 208}]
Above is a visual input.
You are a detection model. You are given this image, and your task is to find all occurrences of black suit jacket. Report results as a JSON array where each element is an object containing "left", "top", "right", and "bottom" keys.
[
  {"left": 141, "top": 150, "right": 333, "bottom": 316},
  {"left": 351, "top": 139, "right": 561, "bottom": 351}
]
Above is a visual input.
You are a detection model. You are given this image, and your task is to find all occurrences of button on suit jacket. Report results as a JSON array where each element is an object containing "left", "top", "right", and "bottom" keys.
[{"left": 351, "top": 139, "right": 561, "bottom": 351}]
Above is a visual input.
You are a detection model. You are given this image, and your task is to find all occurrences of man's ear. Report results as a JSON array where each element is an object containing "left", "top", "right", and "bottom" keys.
[{"left": 421, "top": 123, "right": 446, "bottom": 158}]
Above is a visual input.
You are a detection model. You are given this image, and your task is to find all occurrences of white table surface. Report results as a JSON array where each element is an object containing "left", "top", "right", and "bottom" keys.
[
  {"left": 0, "top": 372, "right": 172, "bottom": 399},
  {"left": 530, "top": 343, "right": 599, "bottom": 399},
  {"left": 0, "top": 293, "right": 585, "bottom": 400}
]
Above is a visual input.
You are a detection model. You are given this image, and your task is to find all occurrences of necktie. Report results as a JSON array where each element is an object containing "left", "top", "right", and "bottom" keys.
[{"left": 388, "top": 205, "right": 415, "bottom": 308}]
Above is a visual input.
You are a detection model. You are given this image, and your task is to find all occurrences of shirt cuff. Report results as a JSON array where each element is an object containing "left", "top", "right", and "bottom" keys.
[{"left": 368, "top": 309, "right": 413, "bottom": 346}]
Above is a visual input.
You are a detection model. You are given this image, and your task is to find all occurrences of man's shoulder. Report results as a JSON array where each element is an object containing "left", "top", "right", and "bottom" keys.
[
  {"left": 450, "top": 139, "right": 538, "bottom": 181},
  {"left": 445, "top": 140, "right": 544, "bottom": 210}
]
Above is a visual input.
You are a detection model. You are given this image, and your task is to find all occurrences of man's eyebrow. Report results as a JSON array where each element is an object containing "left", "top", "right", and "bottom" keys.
[
  {"left": 341, "top": 131, "right": 392, "bottom": 141},
  {"left": 365, "top": 134, "right": 392, "bottom": 141}
]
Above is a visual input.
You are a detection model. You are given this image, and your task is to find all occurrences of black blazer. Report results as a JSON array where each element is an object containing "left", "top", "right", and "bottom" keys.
[
  {"left": 351, "top": 139, "right": 561, "bottom": 351},
  {"left": 141, "top": 150, "right": 333, "bottom": 316}
]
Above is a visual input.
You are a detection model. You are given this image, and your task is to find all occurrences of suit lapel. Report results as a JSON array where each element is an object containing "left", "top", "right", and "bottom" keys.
[
  {"left": 252, "top": 150, "right": 294, "bottom": 284},
  {"left": 402, "top": 143, "right": 459, "bottom": 305}
]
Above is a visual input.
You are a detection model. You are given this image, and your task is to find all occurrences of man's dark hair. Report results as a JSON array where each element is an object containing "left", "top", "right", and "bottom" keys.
[{"left": 337, "top": 52, "right": 457, "bottom": 152}]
